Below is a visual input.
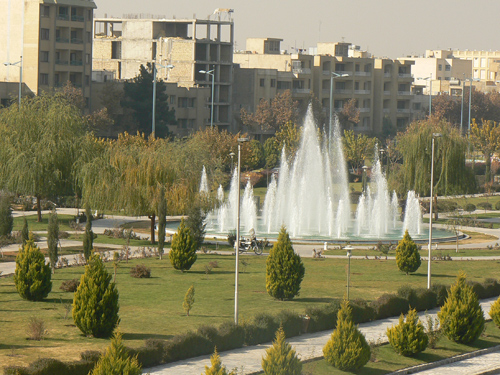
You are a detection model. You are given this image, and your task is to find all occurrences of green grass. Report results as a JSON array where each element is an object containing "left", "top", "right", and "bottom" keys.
[
  {"left": 68, "top": 233, "right": 154, "bottom": 248},
  {"left": 1, "top": 255, "right": 500, "bottom": 369},
  {"left": 301, "top": 321, "right": 500, "bottom": 375},
  {"left": 12, "top": 214, "right": 76, "bottom": 232}
]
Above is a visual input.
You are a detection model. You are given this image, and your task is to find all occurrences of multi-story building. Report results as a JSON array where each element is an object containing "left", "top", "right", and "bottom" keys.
[
  {"left": 0, "top": 0, "right": 96, "bottom": 107},
  {"left": 92, "top": 10, "right": 234, "bottom": 131}
]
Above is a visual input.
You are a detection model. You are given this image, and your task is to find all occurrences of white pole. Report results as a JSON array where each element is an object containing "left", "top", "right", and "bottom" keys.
[
  {"left": 235, "top": 142, "right": 242, "bottom": 325},
  {"left": 428, "top": 136, "right": 436, "bottom": 289},
  {"left": 152, "top": 64, "right": 157, "bottom": 138}
]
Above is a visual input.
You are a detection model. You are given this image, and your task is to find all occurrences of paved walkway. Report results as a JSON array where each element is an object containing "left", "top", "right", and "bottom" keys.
[
  {"left": 409, "top": 351, "right": 500, "bottom": 374},
  {"left": 145, "top": 299, "right": 497, "bottom": 375}
]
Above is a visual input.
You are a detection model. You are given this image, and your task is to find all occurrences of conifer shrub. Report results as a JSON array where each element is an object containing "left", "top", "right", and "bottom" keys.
[
  {"left": 395, "top": 230, "right": 421, "bottom": 275},
  {"left": 90, "top": 331, "right": 141, "bottom": 375},
  {"left": 14, "top": 238, "right": 52, "bottom": 301},
  {"left": 186, "top": 203, "right": 207, "bottom": 249},
  {"left": 21, "top": 216, "right": 29, "bottom": 247},
  {"left": 370, "top": 293, "right": 409, "bottom": 320},
  {"left": 489, "top": 296, "right": 500, "bottom": 329},
  {"left": 83, "top": 205, "right": 94, "bottom": 262},
  {"left": 72, "top": 254, "right": 120, "bottom": 338},
  {"left": 0, "top": 194, "right": 13, "bottom": 237},
  {"left": 183, "top": 284, "right": 195, "bottom": 316},
  {"left": 323, "top": 299, "right": 370, "bottom": 371},
  {"left": 47, "top": 209, "right": 59, "bottom": 272},
  {"left": 387, "top": 308, "right": 428, "bottom": 356},
  {"left": 169, "top": 218, "right": 197, "bottom": 271},
  {"left": 204, "top": 348, "right": 236, "bottom": 375},
  {"left": 262, "top": 326, "right": 302, "bottom": 375},
  {"left": 438, "top": 272, "right": 485, "bottom": 344},
  {"left": 266, "top": 226, "right": 305, "bottom": 300}
]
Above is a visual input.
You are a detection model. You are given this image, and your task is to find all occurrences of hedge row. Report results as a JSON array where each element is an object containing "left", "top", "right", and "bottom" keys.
[{"left": 6, "top": 279, "right": 500, "bottom": 374}]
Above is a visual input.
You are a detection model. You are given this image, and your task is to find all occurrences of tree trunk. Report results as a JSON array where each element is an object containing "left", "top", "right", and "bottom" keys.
[
  {"left": 485, "top": 152, "right": 492, "bottom": 184},
  {"left": 149, "top": 214, "right": 156, "bottom": 244},
  {"left": 433, "top": 194, "right": 438, "bottom": 221},
  {"left": 36, "top": 196, "right": 42, "bottom": 222}
]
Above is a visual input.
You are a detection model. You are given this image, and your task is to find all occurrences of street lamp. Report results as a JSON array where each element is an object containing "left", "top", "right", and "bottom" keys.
[
  {"left": 235, "top": 137, "right": 249, "bottom": 325},
  {"left": 229, "top": 152, "right": 235, "bottom": 172},
  {"left": 3, "top": 55, "right": 23, "bottom": 107},
  {"left": 362, "top": 165, "right": 368, "bottom": 194},
  {"left": 460, "top": 74, "right": 465, "bottom": 134},
  {"left": 199, "top": 68, "right": 215, "bottom": 129},
  {"left": 417, "top": 74, "right": 432, "bottom": 117},
  {"left": 427, "top": 132, "right": 442, "bottom": 289},
  {"left": 152, "top": 62, "right": 174, "bottom": 138},
  {"left": 329, "top": 71, "right": 349, "bottom": 141},
  {"left": 345, "top": 245, "right": 353, "bottom": 300}
]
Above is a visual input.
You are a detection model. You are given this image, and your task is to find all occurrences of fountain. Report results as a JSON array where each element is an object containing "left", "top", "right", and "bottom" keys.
[{"left": 201, "top": 105, "right": 452, "bottom": 242}]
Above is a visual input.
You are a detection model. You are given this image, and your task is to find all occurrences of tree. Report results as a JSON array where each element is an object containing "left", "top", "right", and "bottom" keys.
[
  {"left": 121, "top": 64, "right": 175, "bottom": 138},
  {"left": 183, "top": 284, "right": 195, "bottom": 316},
  {"left": 337, "top": 98, "right": 360, "bottom": 130},
  {"left": 47, "top": 209, "right": 59, "bottom": 273},
  {"left": 90, "top": 331, "right": 141, "bottom": 375},
  {"left": 342, "top": 130, "right": 376, "bottom": 172},
  {"left": 470, "top": 119, "right": 500, "bottom": 183},
  {"left": 264, "top": 137, "right": 280, "bottom": 169},
  {"left": 261, "top": 326, "right": 302, "bottom": 375},
  {"left": 0, "top": 93, "right": 87, "bottom": 221},
  {"left": 431, "top": 93, "right": 462, "bottom": 125},
  {"left": 73, "top": 254, "right": 120, "bottom": 338},
  {"left": 14, "top": 238, "right": 52, "bottom": 301},
  {"left": 438, "top": 272, "right": 485, "bottom": 344},
  {"left": 157, "top": 186, "right": 166, "bottom": 260},
  {"left": 186, "top": 203, "right": 206, "bottom": 250},
  {"left": 21, "top": 216, "right": 29, "bottom": 247},
  {"left": 0, "top": 194, "right": 13, "bottom": 237},
  {"left": 387, "top": 308, "right": 428, "bottom": 356},
  {"left": 204, "top": 348, "right": 236, "bottom": 375},
  {"left": 83, "top": 204, "right": 94, "bottom": 262},
  {"left": 169, "top": 218, "right": 197, "bottom": 272},
  {"left": 266, "top": 226, "right": 305, "bottom": 300},
  {"left": 246, "top": 139, "right": 265, "bottom": 170},
  {"left": 275, "top": 121, "right": 302, "bottom": 161},
  {"left": 395, "top": 230, "right": 421, "bottom": 275},
  {"left": 323, "top": 299, "right": 370, "bottom": 371},
  {"left": 489, "top": 296, "right": 500, "bottom": 329}
]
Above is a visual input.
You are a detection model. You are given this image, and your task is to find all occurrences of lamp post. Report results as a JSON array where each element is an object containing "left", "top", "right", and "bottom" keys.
[
  {"left": 427, "top": 133, "right": 442, "bottom": 290},
  {"left": 329, "top": 71, "right": 349, "bottom": 141},
  {"left": 229, "top": 152, "right": 235, "bottom": 172},
  {"left": 152, "top": 62, "right": 174, "bottom": 138},
  {"left": 417, "top": 74, "right": 432, "bottom": 117},
  {"left": 3, "top": 55, "right": 23, "bottom": 107},
  {"left": 235, "top": 137, "right": 249, "bottom": 325},
  {"left": 362, "top": 165, "right": 368, "bottom": 194},
  {"left": 199, "top": 68, "right": 215, "bottom": 129},
  {"left": 460, "top": 74, "right": 465, "bottom": 134},
  {"left": 345, "top": 245, "right": 353, "bottom": 300}
]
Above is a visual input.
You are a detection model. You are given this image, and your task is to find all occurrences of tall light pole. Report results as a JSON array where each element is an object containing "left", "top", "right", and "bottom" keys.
[
  {"left": 345, "top": 246, "right": 353, "bottom": 300},
  {"left": 329, "top": 71, "right": 349, "bottom": 141},
  {"left": 417, "top": 74, "right": 432, "bottom": 117},
  {"left": 235, "top": 137, "right": 249, "bottom": 325},
  {"left": 428, "top": 132, "right": 442, "bottom": 290},
  {"left": 152, "top": 63, "right": 174, "bottom": 138},
  {"left": 199, "top": 68, "right": 215, "bottom": 129},
  {"left": 3, "top": 55, "right": 23, "bottom": 107},
  {"left": 460, "top": 74, "right": 465, "bottom": 134}
]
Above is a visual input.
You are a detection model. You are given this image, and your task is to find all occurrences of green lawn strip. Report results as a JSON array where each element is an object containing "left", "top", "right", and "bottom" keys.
[
  {"left": 12, "top": 214, "right": 76, "bottom": 232},
  {"left": 1, "top": 256, "right": 499, "bottom": 369},
  {"left": 68, "top": 233, "right": 154, "bottom": 247},
  {"left": 301, "top": 321, "right": 500, "bottom": 375}
]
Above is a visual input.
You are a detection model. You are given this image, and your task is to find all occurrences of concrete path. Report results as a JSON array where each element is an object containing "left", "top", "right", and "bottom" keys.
[
  {"left": 145, "top": 299, "right": 496, "bottom": 375},
  {"left": 407, "top": 351, "right": 500, "bottom": 375}
]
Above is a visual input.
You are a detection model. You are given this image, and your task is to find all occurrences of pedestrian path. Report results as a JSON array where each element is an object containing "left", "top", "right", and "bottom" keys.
[{"left": 145, "top": 299, "right": 497, "bottom": 375}]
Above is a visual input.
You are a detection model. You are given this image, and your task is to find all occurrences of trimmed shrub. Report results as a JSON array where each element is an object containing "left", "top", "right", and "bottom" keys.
[
  {"left": 90, "top": 331, "right": 141, "bottom": 375},
  {"left": 370, "top": 294, "right": 409, "bottom": 320},
  {"left": 60, "top": 279, "right": 80, "bottom": 292},
  {"left": 80, "top": 351, "right": 101, "bottom": 363},
  {"left": 4, "top": 367, "right": 30, "bottom": 375},
  {"left": 130, "top": 264, "right": 151, "bottom": 278},
  {"left": 438, "top": 272, "right": 485, "bottom": 344},
  {"left": 396, "top": 230, "right": 421, "bottom": 275},
  {"left": 169, "top": 218, "right": 197, "bottom": 272},
  {"left": 275, "top": 310, "right": 302, "bottom": 338},
  {"left": 483, "top": 278, "right": 500, "bottom": 298},
  {"left": 468, "top": 281, "right": 487, "bottom": 299},
  {"left": 489, "top": 296, "right": 500, "bottom": 329},
  {"left": 397, "top": 285, "right": 418, "bottom": 307},
  {"left": 28, "top": 358, "right": 68, "bottom": 374},
  {"left": 215, "top": 321, "right": 245, "bottom": 352},
  {"left": 134, "top": 339, "right": 168, "bottom": 367},
  {"left": 431, "top": 283, "right": 449, "bottom": 306},
  {"left": 305, "top": 302, "right": 340, "bottom": 333},
  {"left": 243, "top": 313, "right": 279, "bottom": 346},
  {"left": 495, "top": 201, "right": 500, "bottom": 211},
  {"left": 0, "top": 194, "right": 13, "bottom": 236},
  {"left": 350, "top": 299, "right": 376, "bottom": 324},
  {"left": 464, "top": 203, "right": 476, "bottom": 213},
  {"left": 477, "top": 202, "right": 492, "bottom": 211},
  {"left": 72, "top": 254, "right": 120, "bottom": 338},
  {"left": 262, "top": 326, "right": 302, "bottom": 375},
  {"left": 165, "top": 331, "right": 213, "bottom": 362},
  {"left": 266, "top": 226, "right": 305, "bottom": 300},
  {"left": 14, "top": 239, "right": 52, "bottom": 301},
  {"left": 323, "top": 300, "right": 370, "bottom": 371},
  {"left": 204, "top": 348, "right": 236, "bottom": 375},
  {"left": 387, "top": 308, "right": 428, "bottom": 356},
  {"left": 414, "top": 288, "right": 438, "bottom": 311}
]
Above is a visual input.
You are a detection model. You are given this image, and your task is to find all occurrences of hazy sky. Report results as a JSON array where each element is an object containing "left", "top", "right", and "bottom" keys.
[{"left": 94, "top": 0, "right": 500, "bottom": 59}]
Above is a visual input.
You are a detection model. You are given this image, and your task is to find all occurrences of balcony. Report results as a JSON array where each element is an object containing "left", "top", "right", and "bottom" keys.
[
  {"left": 384, "top": 91, "right": 391, "bottom": 95},
  {"left": 355, "top": 71, "right": 371, "bottom": 77},
  {"left": 334, "top": 71, "right": 351, "bottom": 77},
  {"left": 56, "top": 37, "right": 70, "bottom": 44},
  {"left": 359, "top": 108, "right": 370, "bottom": 113},
  {"left": 292, "top": 67, "right": 311, "bottom": 75},
  {"left": 71, "top": 15, "right": 84, "bottom": 22},
  {"left": 70, "top": 60, "right": 83, "bottom": 66},
  {"left": 383, "top": 108, "right": 390, "bottom": 114},
  {"left": 57, "top": 14, "right": 69, "bottom": 21},
  {"left": 354, "top": 90, "right": 370, "bottom": 95},
  {"left": 333, "top": 89, "right": 350, "bottom": 94},
  {"left": 71, "top": 38, "right": 83, "bottom": 44},
  {"left": 55, "top": 59, "right": 68, "bottom": 65},
  {"left": 397, "top": 109, "right": 411, "bottom": 113},
  {"left": 292, "top": 88, "right": 310, "bottom": 94},
  {"left": 397, "top": 91, "right": 412, "bottom": 96},
  {"left": 384, "top": 73, "right": 392, "bottom": 78},
  {"left": 398, "top": 73, "right": 412, "bottom": 78}
]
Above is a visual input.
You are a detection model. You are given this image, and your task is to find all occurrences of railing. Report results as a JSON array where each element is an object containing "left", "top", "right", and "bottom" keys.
[
  {"left": 55, "top": 59, "right": 68, "bottom": 65},
  {"left": 354, "top": 90, "right": 370, "bottom": 95},
  {"left": 384, "top": 73, "right": 392, "bottom": 78},
  {"left": 333, "top": 89, "right": 350, "bottom": 94},
  {"left": 71, "top": 38, "right": 83, "bottom": 44},
  {"left": 70, "top": 60, "right": 83, "bottom": 66},
  {"left": 292, "top": 68, "right": 311, "bottom": 74},
  {"left": 358, "top": 108, "right": 370, "bottom": 113},
  {"left": 334, "top": 71, "right": 351, "bottom": 77},
  {"left": 57, "top": 14, "right": 69, "bottom": 21},
  {"left": 292, "top": 88, "right": 310, "bottom": 94},
  {"left": 398, "top": 91, "right": 412, "bottom": 96},
  {"left": 383, "top": 108, "right": 390, "bottom": 113},
  {"left": 397, "top": 108, "right": 411, "bottom": 113},
  {"left": 56, "top": 37, "right": 70, "bottom": 43},
  {"left": 355, "top": 71, "right": 371, "bottom": 77},
  {"left": 383, "top": 91, "right": 391, "bottom": 95},
  {"left": 71, "top": 15, "right": 84, "bottom": 22},
  {"left": 398, "top": 73, "right": 412, "bottom": 78}
]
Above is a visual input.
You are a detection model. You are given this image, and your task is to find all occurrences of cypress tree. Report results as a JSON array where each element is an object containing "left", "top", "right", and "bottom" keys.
[
  {"left": 204, "top": 348, "right": 235, "bottom": 375},
  {"left": 157, "top": 186, "right": 166, "bottom": 260},
  {"left": 73, "top": 254, "right": 120, "bottom": 338},
  {"left": 14, "top": 238, "right": 52, "bottom": 301},
  {"left": 396, "top": 230, "right": 421, "bottom": 275},
  {"left": 90, "top": 331, "right": 141, "bottom": 375},
  {"left": 323, "top": 299, "right": 370, "bottom": 371},
  {"left": 489, "top": 296, "right": 500, "bottom": 329},
  {"left": 0, "top": 194, "right": 13, "bottom": 237},
  {"left": 183, "top": 284, "right": 195, "bottom": 316},
  {"left": 169, "top": 218, "right": 197, "bottom": 271},
  {"left": 261, "top": 326, "right": 302, "bottom": 375},
  {"left": 21, "top": 216, "right": 29, "bottom": 247},
  {"left": 387, "top": 308, "right": 428, "bottom": 356},
  {"left": 438, "top": 272, "right": 485, "bottom": 344},
  {"left": 186, "top": 203, "right": 207, "bottom": 250},
  {"left": 83, "top": 204, "right": 94, "bottom": 262},
  {"left": 266, "top": 226, "right": 305, "bottom": 300},
  {"left": 47, "top": 209, "right": 59, "bottom": 273}
]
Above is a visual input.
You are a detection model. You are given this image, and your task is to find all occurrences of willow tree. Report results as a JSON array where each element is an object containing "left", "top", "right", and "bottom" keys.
[
  {"left": 470, "top": 119, "right": 500, "bottom": 183},
  {"left": 394, "top": 118, "right": 475, "bottom": 197},
  {"left": 342, "top": 130, "right": 376, "bottom": 173},
  {"left": 0, "top": 94, "right": 87, "bottom": 221}
]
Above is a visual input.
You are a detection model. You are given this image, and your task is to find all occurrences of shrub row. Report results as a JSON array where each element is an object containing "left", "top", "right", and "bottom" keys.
[{"left": 6, "top": 279, "right": 500, "bottom": 373}]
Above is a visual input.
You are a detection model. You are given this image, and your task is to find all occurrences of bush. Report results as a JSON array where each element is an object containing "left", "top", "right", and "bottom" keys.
[
  {"left": 243, "top": 313, "right": 279, "bottom": 346},
  {"left": 47, "top": 209, "right": 59, "bottom": 272},
  {"left": 72, "top": 254, "right": 120, "bottom": 338},
  {"left": 495, "top": 201, "right": 500, "bottom": 211},
  {"left": 266, "top": 226, "right": 305, "bottom": 300},
  {"left": 214, "top": 321, "right": 245, "bottom": 352},
  {"left": 350, "top": 299, "right": 376, "bottom": 323},
  {"left": 477, "top": 202, "right": 493, "bottom": 211},
  {"left": 0, "top": 194, "right": 13, "bottom": 237},
  {"left": 431, "top": 283, "right": 449, "bottom": 306},
  {"left": 227, "top": 230, "right": 236, "bottom": 248},
  {"left": 397, "top": 285, "right": 418, "bottom": 307},
  {"left": 60, "top": 279, "right": 80, "bottom": 292},
  {"left": 468, "top": 281, "right": 487, "bottom": 299},
  {"left": 28, "top": 358, "right": 68, "bottom": 374},
  {"left": 165, "top": 331, "right": 213, "bottom": 362},
  {"left": 169, "top": 218, "right": 197, "bottom": 272},
  {"left": 414, "top": 288, "right": 438, "bottom": 311},
  {"left": 387, "top": 308, "right": 428, "bottom": 356},
  {"left": 90, "top": 331, "right": 141, "bottom": 375},
  {"left": 262, "top": 326, "right": 302, "bottom": 375},
  {"left": 276, "top": 310, "right": 302, "bottom": 338},
  {"left": 133, "top": 339, "right": 168, "bottom": 367},
  {"left": 489, "top": 296, "right": 500, "bottom": 329},
  {"left": 204, "top": 348, "right": 236, "bottom": 375},
  {"left": 396, "top": 230, "right": 421, "bottom": 275},
  {"left": 323, "top": 300, "right": 370, "bottom": 371},
  {"left": 464, "top": 203, "right": 476, "bottom": 213},
  {"left": 183, "top": 285, "right": 195, "bottom": 316},
  {"left": 130, "top": 264, "right": 151, "bottom": 278},
  {"left": 370, "top": 294, "right": 409, "bottom": 320},
  {"left": 438, "top": 272, "right": 485, "bottom": 344},
  {"left": 482, "top": 278, "right": 500, "bottom": 298},
  {"left": 305, "top": 302, "right": 340, "bottom": 333},
  {"left": 14, "top": 239, "right": 52, "bottom": 301},
  {"left": 26, "top": 316, "right": 48, "bottom": 341}
]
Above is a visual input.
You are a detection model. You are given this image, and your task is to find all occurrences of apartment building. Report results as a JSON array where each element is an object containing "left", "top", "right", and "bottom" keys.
[
  {"left": 92, "top": 10, "right": 234, "bottom": 131},
  {"left": 0, "top": 0, "right": 96, "bottom": 106}
]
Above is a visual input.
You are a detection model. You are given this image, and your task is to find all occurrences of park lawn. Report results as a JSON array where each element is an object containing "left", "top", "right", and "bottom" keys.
[
  {"left": 1, "top": 255, "right": 500, "bottom": 369},
  {"left": 301, "top": 321, "right": 500, "bottom": 375},
  {"left": 12, "top": 214, "right": 76, "bottom": 232},
  {"left": 68, "top": 233, "right": 154, "bottom": 248}
]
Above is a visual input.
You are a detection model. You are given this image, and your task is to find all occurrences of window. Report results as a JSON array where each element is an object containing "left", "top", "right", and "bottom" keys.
[
  {"left": 40, "top": 73, "right": 49, "bottom": 85},
  {"left": 259, "top": 78, "right": 265, "bottom": 87},
  {"left": 270, "top": 79, "right": 276, "bottom": 88},
  {"left": 277, "top": 81, "right": 291, "bottom": 90},
  {"left": 169, "top": 96, "right": 176, "bottom": 105},
  {"left": 438, "top": 64, "right": 442, "bottom": 71},
  {"left": 41, "top": 28, "right": 50, "bottom": 40},
  {"left": 41, "top": 5, "right": 50, "bottom": 17},
  {"left": 354, "top": 81, "right": 359, "bottom": 90},
  {"left": 335, "top": 81, "right": 345, "bottom": 90},
  {"left": 398, "top": 83, "right": 407, "bottom": 91},
  {"left": 445, "top": 65, "right": 451, "bottom": 71},
  {"left": 40, "top": 51, "right": 49, "bottom": 62}
]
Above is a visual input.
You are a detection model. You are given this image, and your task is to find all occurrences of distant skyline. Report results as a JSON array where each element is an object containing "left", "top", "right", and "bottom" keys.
[{"left": 94, "top": 0, "right": 500, "bottom": 59}]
